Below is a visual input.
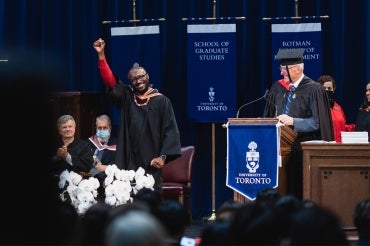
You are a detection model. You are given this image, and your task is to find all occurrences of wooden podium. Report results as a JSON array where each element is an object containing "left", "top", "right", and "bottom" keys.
[
  {"left": 227, "top": 118, "right": 297, "bottom": 203},
  {"left": 302, "top": 143, "right": 370, "bottom": 228}
]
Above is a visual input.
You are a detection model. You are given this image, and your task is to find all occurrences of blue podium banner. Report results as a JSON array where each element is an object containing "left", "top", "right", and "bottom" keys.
[{"left": 226, "top": 123, "right": 280, "bottom": 200}]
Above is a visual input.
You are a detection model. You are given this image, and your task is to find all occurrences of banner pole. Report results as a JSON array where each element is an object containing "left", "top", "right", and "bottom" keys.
[
  {"left": 204, "top": 0, "right": 218, "bottom": 222},
  {"left": 182, "top": 0, "right": 243, "bottom": 222},
  {"left": 295, "top": 0, "right": 299, "bottom": 23},
  {"left": 207, "top": 123, "right": 217, "bottom": 220},
  {"left": 262, "top": 0, "right": 329, "bottom": 22},
  {"left": 133, "top": 0, "right": 137, "bottom": 23},
  {"left": 102, "top": 0, "right": 166, "bottom": 25}
]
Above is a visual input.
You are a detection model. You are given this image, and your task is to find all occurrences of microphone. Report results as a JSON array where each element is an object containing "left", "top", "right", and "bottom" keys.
[
  {"left": 264, "top": 90, "right": 278, "bottom": 117},
  {"left": 236, "top": 89, "right": 269, "bottom": 118}
]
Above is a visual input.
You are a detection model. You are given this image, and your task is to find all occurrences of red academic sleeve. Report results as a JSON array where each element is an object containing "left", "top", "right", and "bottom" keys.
[
  {"left": 98, "top": 58, "right": 116, "bottom": 88},
  {"left": 344, "top": 123, "right": 356, "bottom": 131}
]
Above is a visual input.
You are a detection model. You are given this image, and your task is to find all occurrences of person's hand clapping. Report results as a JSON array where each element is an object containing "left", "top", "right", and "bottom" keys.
[{"left": 56, "top": 145, "right": 68, "bottom": 159}]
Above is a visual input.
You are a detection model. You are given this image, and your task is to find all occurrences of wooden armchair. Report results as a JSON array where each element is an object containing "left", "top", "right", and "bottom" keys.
[{"left": 162, "top": 146, "right": 195, "bottom": 222}]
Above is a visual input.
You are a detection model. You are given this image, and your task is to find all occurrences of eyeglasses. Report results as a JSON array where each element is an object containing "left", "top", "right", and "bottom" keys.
[
  {"left": 129, "top": 73, "right": 147, "bottom": 83},
  {"left": 279, "top": 66, "right": 298, "bottom": 72}
]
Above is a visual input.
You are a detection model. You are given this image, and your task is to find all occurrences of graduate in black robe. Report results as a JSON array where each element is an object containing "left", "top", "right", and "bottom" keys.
[
  {"left": 93, "top": 38, "right": 181, "bottom": 193},
  {"left": 263, "top": 48, "right": 334, "bottom": 199},
  {"left": 355, "top": 81, "right": 370, "bottom": 142}
]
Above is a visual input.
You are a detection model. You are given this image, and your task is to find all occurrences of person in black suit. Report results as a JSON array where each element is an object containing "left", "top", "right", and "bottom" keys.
[{"left": 53, "top": 114, "right": 95, "bottom": 176}]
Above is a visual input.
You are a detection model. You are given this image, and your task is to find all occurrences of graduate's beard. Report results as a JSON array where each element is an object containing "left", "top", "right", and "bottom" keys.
[
  {"left": 98, "top": 136, "right": 109, "bottom": 143},
  {"left": 133, "top": 81, "right": 150, "bottom": 95}
]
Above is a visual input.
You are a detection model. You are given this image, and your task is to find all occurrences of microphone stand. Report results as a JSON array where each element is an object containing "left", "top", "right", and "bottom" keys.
[{"left": 236, "top": 90, "right": 268, "bottom": 118}]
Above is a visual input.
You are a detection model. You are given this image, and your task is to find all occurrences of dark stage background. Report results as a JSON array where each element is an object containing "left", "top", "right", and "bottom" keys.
[{"left": 1, "top": 0, "right": 370, "bottom": 219}]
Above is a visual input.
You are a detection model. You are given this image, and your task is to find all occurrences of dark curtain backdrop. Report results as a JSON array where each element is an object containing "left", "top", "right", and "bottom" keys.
[{"left": 2, "top": 0, "right": 369, "bottom": 219}]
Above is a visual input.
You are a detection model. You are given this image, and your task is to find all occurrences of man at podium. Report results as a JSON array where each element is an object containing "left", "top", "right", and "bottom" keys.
[{"left": 263, "top": 48, "right": 334, "bottom": 199}]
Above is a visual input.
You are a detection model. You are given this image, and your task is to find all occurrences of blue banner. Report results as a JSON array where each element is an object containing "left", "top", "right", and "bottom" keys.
[
  {"left": 226, "top": 123, "right": 279, "bottom": 201},
  {"left": 187, "top": 24, "right": 236, "bottom": 123},
  {"left": 109, "top": 25, "right": 162, "bottom": 126},
  {"left": 271, "top": 23, "right": 322, "bottom": 82}
]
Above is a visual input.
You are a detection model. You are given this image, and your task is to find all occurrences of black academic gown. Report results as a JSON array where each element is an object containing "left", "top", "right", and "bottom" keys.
[
  {"left": 264, "top": 76, "right": 333, "bottom": 141},
  {"left": 52, "top": 138, "right": 95, "bottom": 177},
  {"left": 86, "top": 135, "right": 118, "bottom": 200},
  {"left": 108, "top": 81, "right": 182, "bottom": 192},
  {"left": 263, "top": 76, "right": 334, "bottom": 198},
  {"left": 87, "top": 135, "right": 118, "bottom": 165},
  {"left": 86, "top": 135, "right": 118, "bottom": 181},
  {"left": 355, "top": 109, "right": 370, "bottom": 142}
]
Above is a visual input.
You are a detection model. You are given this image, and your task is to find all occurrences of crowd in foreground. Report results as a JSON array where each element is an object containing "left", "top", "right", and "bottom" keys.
[{"left": 28, "top": 186, "right": 369, "bottom": 246}]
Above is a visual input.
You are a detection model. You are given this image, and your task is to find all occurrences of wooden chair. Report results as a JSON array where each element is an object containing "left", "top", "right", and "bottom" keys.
[{"left": 162, "top": 146, "right": 195, "bottom": 223}]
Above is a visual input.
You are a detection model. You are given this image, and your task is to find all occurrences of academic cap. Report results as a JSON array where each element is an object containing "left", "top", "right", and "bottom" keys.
[{"left": 275, "top": 48, "right": 305, "bottom": 65}]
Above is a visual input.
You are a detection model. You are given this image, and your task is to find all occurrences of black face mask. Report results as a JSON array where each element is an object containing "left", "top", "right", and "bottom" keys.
[{"left": 326, "top": 90, "right": 335, "bottom": 108}]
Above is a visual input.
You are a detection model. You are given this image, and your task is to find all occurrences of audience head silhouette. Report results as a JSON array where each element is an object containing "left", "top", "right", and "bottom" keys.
[
  {"left": 353, "top": 198, "right": 370, "bottom": 242},
  {"left": 288, "top": 205, "right": 348, "bottom": 245},
  {"left": 105, "top": 210, "right": 168, "bottom": 246}
]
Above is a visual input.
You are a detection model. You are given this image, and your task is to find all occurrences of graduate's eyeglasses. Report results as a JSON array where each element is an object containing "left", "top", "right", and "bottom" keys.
[
  {"left": 279, "top": 66, "right": 298, "bottom": 71},
  {"left": 129, "top": 73, "right": 147, "bottom": 83}
]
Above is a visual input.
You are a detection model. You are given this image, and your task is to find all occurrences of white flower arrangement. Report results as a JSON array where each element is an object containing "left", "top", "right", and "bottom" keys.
[
  {"left": 104, "top": 165, "right": 155, "bottom": 206},
  {"left": 59, "top": 169, "right": 100, "bottom": 215},
  {"left": 58, "top": 165, "right": 155, "bottom": 214}
]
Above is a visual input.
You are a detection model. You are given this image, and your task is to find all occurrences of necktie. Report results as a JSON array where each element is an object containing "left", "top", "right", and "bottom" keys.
[
  {"left": 95, "top": 142, "right": 106, "bottom": 161},
  {"left": 283, "top": 85, "right": 296, "bottom": 114},
  {"left": 96, "top": 149, "right": 104, "bottom": 161}
]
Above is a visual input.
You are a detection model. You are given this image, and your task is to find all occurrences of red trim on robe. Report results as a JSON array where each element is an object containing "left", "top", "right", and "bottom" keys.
[{"left": 278, "top": 79, "right": 290, "bottom": 91}]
